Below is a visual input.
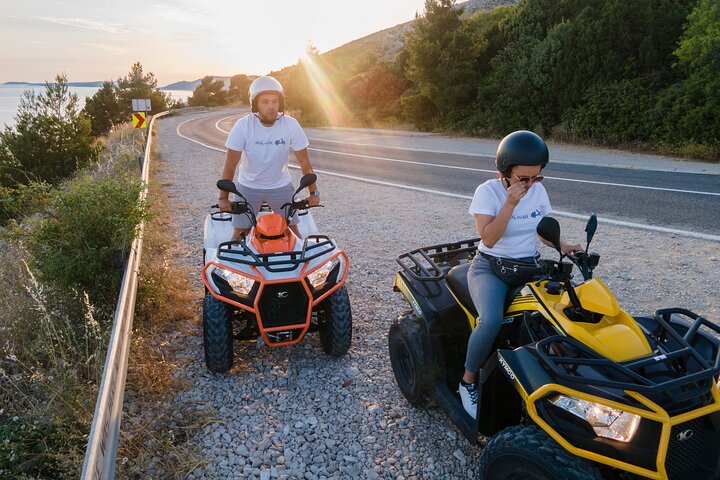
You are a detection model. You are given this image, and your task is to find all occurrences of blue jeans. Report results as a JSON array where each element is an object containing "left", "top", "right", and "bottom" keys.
[{"left": 464, "top": 255, "right": 510, "bottom": 373}]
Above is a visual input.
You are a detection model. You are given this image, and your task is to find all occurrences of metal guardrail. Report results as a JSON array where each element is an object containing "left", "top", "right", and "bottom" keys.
[{"left": 81, "top": 111, "right": 170, "bottom": 479}]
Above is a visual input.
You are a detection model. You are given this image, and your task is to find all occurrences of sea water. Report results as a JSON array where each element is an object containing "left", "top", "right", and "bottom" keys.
[{"left": 0, "top": 84, "right": 193, "bottom": 128}]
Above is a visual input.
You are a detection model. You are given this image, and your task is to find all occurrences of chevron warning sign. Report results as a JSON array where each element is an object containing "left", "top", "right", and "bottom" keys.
[{"left": 133, "top": 112, "right": 147, "bottom": 129}]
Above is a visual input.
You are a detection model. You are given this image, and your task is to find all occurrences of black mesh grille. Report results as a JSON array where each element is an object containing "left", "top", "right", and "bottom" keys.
[
  {"left": 258, "top": 282, "right": 308, "bottom": 329},
  {"left": 665, "top": 417, "right": 715, "bottom": 480}
]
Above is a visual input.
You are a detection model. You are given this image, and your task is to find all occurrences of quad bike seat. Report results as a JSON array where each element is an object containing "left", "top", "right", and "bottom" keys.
[{"left": 446, "top": 263, "right": 525, "bottom": 316}]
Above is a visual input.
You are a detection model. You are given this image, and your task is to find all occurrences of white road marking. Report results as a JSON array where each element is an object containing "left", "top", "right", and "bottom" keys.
[
  {"left": 176, "top": 117, "right": 225, "bottom": 152},
  {"left": 289, "top": 166, "right": 720, "bottom": 242},
  {"left": 175, "top": 117, "right": 720, "bottom": 242},
  {"left": 309, "top": 148, "right": 719, "bottom": 197}
]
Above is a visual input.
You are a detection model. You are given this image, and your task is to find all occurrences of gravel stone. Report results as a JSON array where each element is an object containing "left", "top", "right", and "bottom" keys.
[{"left": 135, "top": 110, "right": 720, "bottom": 479}]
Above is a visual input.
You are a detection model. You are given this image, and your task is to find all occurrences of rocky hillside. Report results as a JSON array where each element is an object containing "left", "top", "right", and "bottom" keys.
[{"left": 321, "top": 0, "right": 519, "bottom": 70}]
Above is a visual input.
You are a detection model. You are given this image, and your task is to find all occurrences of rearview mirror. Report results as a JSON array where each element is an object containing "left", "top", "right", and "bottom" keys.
[
  {"left": 217, "top": 179, "right": 240, "bottom": 195},
  {"left": 537, "top": 216, "right": 562, "bottom": 252},
  {"left": 585, "top": 213, "right": 597, "bottom": 244},
  {"left": 296, "top": 173, "right": 317, "bottom": 194}
]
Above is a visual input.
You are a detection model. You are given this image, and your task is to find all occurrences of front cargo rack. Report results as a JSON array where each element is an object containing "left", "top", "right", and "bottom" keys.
[
  {"left": 217, "top": 234, "right": 335, "bottom": 273},
  {"left": 536, "top": 308, "right": 720, "bottom": 402},
  {"left": 396, "top": 238, "right": 480, "bottom": 282}
]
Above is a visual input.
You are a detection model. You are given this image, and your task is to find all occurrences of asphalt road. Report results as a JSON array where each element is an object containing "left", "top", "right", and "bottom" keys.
[{"left": 176, "top": 110, "right": 720, "bottom": 238}]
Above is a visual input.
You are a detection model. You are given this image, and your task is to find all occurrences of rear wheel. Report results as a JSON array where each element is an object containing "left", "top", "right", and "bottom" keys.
[
  {"left": 388, "top": 314, "right": 427, "bottom": 406},
  {"left": 318, "top": 285, "right": 352, "bottom": 357},
  {"left": 480, "top": 425, "right": 603, "bottom": 480},
  {"left": 203, "top": 293, "right": 233, "bottom": 373}
]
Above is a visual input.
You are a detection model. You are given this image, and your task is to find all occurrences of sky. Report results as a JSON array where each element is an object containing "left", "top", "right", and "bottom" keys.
[{"left": 0, "top": 0, "right": 429, "bottom": 87}]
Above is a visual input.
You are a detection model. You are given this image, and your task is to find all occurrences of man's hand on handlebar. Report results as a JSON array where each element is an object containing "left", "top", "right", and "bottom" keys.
[
  {"left": 218, "top": 198, "right": 233, "bottom": 212},
  {"left": 307, "top": 194, "right": 321, "bottom": 207}
]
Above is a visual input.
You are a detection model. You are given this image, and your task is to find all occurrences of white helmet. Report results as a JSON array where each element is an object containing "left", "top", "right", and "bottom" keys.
[{"left": 248, "top": 76, "right": 284, "bottom": 113}]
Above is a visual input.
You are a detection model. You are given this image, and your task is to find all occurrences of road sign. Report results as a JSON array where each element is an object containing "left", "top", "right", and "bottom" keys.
[
  {"left": 131, "top": 98, "right": 152, "bottom": 112},
  {"left": 133, "top": 112, "right": 147, "bottom": 129}
]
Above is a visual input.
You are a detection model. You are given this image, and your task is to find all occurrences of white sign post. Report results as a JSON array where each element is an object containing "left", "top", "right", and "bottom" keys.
[{"left": 131, "top": 98, "right": 152, "bottom": 112}]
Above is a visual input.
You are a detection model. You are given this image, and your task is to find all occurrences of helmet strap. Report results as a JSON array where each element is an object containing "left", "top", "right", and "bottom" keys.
[{"left": 254, "top": 111, "right": 284, "bottom": 126}]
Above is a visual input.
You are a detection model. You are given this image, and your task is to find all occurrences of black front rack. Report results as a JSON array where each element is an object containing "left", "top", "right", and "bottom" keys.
[
  {"left": 217, "top": 234, "right": 336, "bottom": 273},
  {"left": 535, "top": 308, "right": 720, "bottom": 401},
  {"left": 396, "top": 238, "right": 480, "bottom": 282}
]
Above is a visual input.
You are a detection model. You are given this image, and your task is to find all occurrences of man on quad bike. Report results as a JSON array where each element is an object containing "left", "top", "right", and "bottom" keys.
[
  {"left": 460, "top": 130, "right": 581, "bottom": 418},
  {"left": 218, "top": 75, "right": 319, "bottom": 239}
]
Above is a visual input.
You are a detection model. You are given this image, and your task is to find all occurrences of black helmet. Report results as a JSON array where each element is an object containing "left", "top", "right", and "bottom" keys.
[{"left": 495, "top": 130, "right": 549, "bottom": 177}]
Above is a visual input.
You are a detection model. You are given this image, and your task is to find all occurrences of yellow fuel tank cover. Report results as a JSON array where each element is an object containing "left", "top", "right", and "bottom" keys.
[{"left": 562, "top": 279, "right": 620, "bottom": 317}]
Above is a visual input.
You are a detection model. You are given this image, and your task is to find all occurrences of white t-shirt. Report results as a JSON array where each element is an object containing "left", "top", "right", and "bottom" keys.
[
  {"left": 225, "top": 114, "right": 310, "bottom": 189},
  {"left": 469, "top": 178, "right": 552, "bottom": 258}
]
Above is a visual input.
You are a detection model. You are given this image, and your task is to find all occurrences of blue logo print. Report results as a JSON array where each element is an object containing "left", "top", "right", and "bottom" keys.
[
  {"left": 274, "top": 138, "right": 286, "bottom": 145},
  {"left": 512, "top": 209, "right": 542, "bottom": 220}
]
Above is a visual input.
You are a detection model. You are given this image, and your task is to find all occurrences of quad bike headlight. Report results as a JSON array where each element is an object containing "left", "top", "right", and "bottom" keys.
[
  {"left": 215, "top": 267, "right": 255, "bottom": 296},
  {"left": 551, "top": 395, "right": 641, "bottom": 442},
  {"left": 307, "top": 258, "right": 340, "bottom": 289}
]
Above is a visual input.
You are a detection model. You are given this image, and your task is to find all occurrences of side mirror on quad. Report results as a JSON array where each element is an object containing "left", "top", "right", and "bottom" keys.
[
  {"left": 217, "top": 179, "right": 240, "bottom": 195},
  {"left": 295, "top": 173, "right": 317, "bottom": 195},
  {"left": 537, "top": 216, "right": 562, "bottom": 254},
  {"left": 217, "top": 179, "right": 250, "bottom": 203},
  {"left": 585, "top": 213, "right": 597, "bottom": 247}
]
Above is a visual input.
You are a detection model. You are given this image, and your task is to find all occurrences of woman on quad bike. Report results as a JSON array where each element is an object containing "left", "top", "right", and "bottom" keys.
[
  {"left": 218, "top": 75, "right": 320, "bottom": 239},
  {"left": 460, "top": 130, "right": 581, "bottom": 419}
]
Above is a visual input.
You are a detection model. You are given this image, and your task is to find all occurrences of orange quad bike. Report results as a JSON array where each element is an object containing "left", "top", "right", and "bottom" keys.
[{"left": 201, "top": 174, "right": 352, "bottom": 373}]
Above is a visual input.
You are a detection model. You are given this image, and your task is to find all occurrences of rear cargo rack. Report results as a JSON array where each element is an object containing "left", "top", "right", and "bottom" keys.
[
  {"left": 536, "top": 308, "right": 720, "bottom": 401},
  {"left": 396, "top": 238, "right": 479, "bottom": 282},
  {"left": 217, "top": 234, "right": 335, "bottom": 273}
]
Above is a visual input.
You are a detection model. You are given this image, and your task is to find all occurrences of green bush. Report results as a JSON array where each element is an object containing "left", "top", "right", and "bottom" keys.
[
  {"left": 0, "top": 417, "right": 88, "bottom": 479},
  {"left": 28, "top": 172, "right": 147, "bottom": 303},
  {"left": 0, "top": 181, "right": 55, "bottom": 226}
]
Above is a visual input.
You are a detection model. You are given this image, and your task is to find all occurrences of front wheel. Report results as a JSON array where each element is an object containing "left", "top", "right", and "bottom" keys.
[
  {"left": 388, "top": 314, "right": 427, "bottom": 406},
  {"left": 318, "top": 285, "right": 352, "bottom": 357},
  {"left": 203, "top": 293, "right": 233, "bottom": 373},
  {"left": 479, "top": 425, "right": 603, "bottom": 480}
]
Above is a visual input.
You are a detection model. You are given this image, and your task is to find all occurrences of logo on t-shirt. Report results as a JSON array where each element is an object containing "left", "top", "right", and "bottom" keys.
[
  {"left": 254, "top": 137, "right": 286, "bottom": 146},
  {"left": 512, "top": 209, "right": 542, "bottom": 220}
]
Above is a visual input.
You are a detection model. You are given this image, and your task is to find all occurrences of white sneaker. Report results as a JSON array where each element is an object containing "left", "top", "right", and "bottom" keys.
[{"left": 459, "top": 382, "right": 479, "bottom": 419}]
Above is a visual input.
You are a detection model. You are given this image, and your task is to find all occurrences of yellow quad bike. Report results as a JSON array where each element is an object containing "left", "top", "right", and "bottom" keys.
[{"left": 389, "top": 215, "right": 720, "bottom": 480}]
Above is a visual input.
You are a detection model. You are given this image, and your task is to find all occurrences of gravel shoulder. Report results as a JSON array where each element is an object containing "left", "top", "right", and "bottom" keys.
[{"left": 145, "top": 113, "right": 719, "bottom": 480}]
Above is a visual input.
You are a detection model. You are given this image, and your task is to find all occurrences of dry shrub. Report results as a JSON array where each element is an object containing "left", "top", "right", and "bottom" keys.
[{"left": 116, "top": 150, "right": 210, "bottom": 479}]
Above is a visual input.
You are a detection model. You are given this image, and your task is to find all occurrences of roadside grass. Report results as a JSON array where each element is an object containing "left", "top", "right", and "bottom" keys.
[
  {"left": 116, "top": 149, "right": 212, "bottom": 479},
  {"left": 0, "top": 124, "right": 145, "bottom": 479}
]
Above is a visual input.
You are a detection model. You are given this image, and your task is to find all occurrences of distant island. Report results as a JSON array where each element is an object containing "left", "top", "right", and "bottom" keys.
[
  {"left": 3, "top": 81, "right": 105, "bottom": 88},
  {"left": 3, "top": 77, "right": 231, "bottom": 91}
]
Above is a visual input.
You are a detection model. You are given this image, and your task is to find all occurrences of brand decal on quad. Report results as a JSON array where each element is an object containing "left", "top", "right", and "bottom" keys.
[
  {"left": 677, "top": 429, "right": 694, "bottom": 442},
  {"left": 397, "top": 278, "right": 423, "bottom": 317},
  {"left": 277, "top": 291, "right": 289, "bottom": 298},
  {"left": 499, "top": 356, "right": 515, "bottom": 380}
]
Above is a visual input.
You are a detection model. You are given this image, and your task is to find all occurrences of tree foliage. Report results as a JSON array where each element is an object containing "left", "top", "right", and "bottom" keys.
[
  {"left": 82, "top": 81, "right": 123, "bottom": 136},
  {"left": 228, "top": 74, "right": 253, "bottom": 104},
  {"left": 115, "top": 62, "right": 169, "bottom": 117},
  {"left": 188, "top": 76, "right": 228, "bottom": 107},
  {"left": 402, "top": 0, "right": 478, "bottom": 128},
  {"left": 0, "top": 75, "right": 98, "bottom": 187}
]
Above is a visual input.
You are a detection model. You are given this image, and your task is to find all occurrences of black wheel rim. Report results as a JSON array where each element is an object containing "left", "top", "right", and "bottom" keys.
[{"left": 395, "top": 339, "right": 416, "bottom": 391}]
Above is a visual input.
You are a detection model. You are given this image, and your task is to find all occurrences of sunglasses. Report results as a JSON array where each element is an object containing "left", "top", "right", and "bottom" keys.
[{"left": 512, "top": 173, "right": 544, "bottom": 185}]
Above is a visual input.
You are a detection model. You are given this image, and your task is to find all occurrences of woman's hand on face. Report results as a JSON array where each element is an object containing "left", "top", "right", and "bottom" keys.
[{"left": 506, "top": 181, "right": 528, "bottom": 206}]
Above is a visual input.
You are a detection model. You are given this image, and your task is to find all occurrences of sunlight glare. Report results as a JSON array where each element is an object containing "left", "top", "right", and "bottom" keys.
[{"left": 300, "top": 53, "right": 354, "bottom": 126}]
